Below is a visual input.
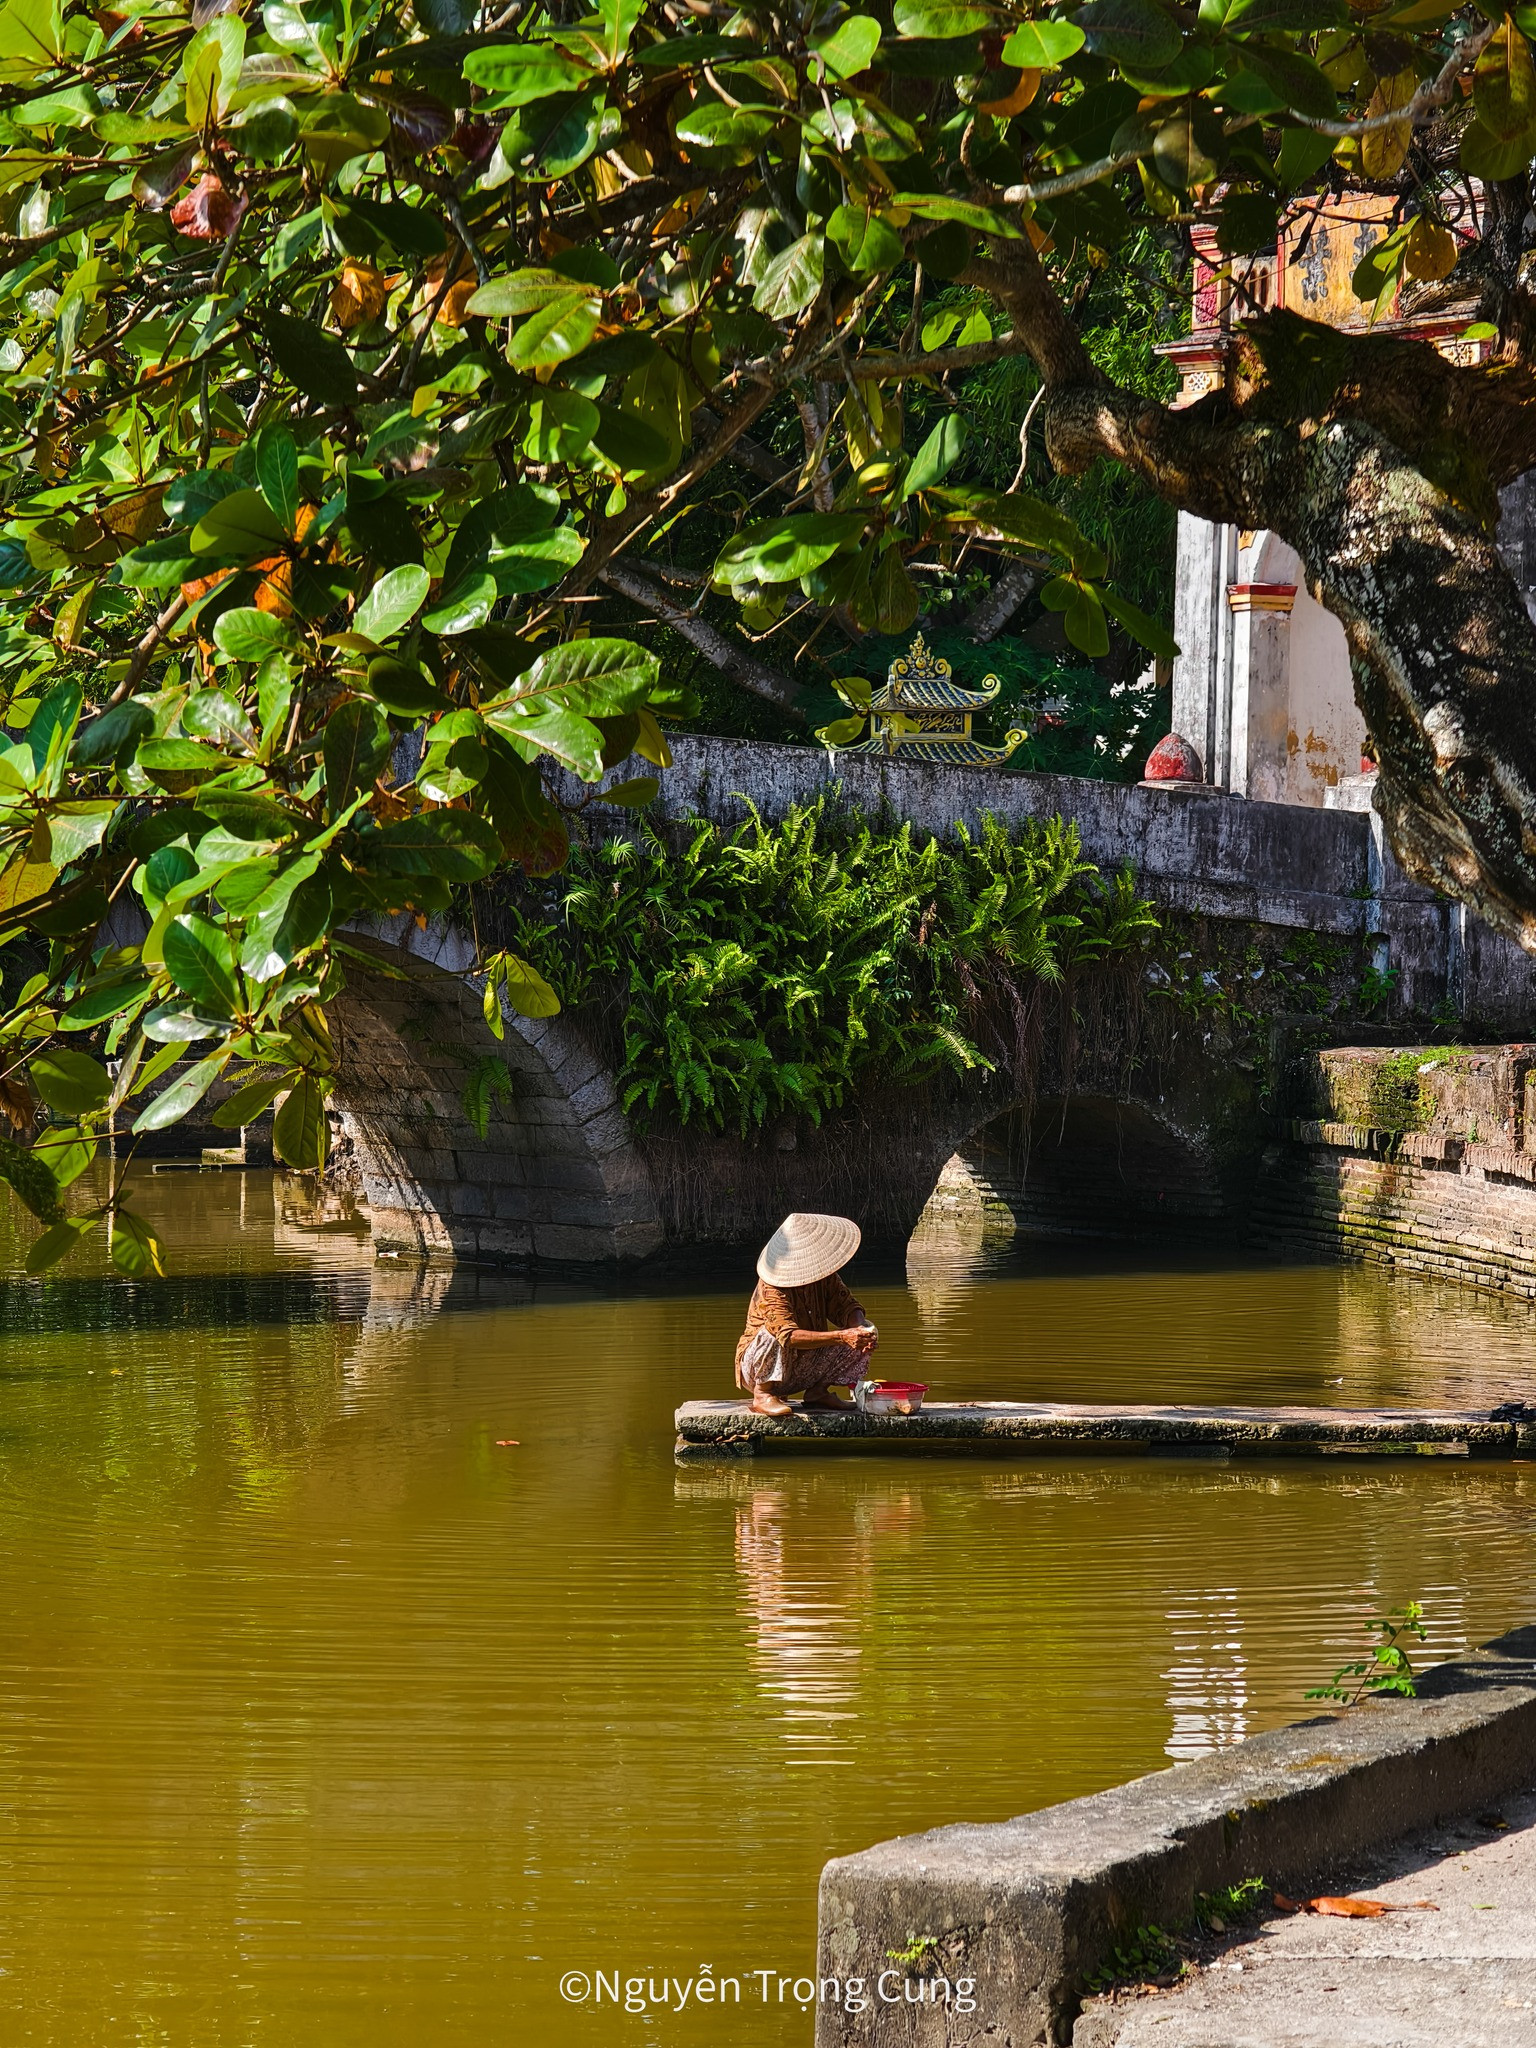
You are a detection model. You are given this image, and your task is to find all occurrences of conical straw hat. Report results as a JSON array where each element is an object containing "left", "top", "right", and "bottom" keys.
[{"left": 757, "top": 1213, "right": 861, "bottom": 1287}]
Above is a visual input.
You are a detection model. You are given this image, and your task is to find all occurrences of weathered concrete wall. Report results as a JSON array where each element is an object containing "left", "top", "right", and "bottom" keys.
[
  {"left": 815, "top": 1624, "right": 1536, "bottom": 2048},
  {"left": 1258, "top": 1044, "right": 1536, "bottom": 1298}
]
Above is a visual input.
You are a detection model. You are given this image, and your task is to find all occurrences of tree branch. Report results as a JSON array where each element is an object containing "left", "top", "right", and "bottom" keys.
[
  {"left": 597, "top": 560, "right": 804, "bottom": 720},
  {"left": 966, "top": 560, "right": 1038, "bottom": 644}
]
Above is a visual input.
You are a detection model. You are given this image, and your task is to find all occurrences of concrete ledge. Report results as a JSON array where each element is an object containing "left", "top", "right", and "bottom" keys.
[{"left": 815, "top": 1625, "right": 1536, "bottom": 2048}]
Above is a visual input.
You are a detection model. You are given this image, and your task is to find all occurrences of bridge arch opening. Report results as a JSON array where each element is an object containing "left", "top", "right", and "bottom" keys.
[{"left": 910, "top": 1092, "right": 1225, "bottom": 1257}]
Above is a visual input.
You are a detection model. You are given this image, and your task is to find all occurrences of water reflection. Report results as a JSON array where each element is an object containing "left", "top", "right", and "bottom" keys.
[
  {"left": 1163, "top": 1589, "right": 1250, "bottom": 1761},
  {"left": 0, "top": 1177, "right": 1532, "bottom": 2044}
]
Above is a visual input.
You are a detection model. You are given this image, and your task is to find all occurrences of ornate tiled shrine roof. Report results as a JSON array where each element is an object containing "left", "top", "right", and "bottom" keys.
[{"left": 846, "top": 633, "right": 1026, "bottom": 766}]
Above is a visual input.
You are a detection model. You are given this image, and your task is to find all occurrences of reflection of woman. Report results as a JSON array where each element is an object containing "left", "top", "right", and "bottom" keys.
[{"left": 734, "top": 1213, "right": 878, "bottom": 1418}]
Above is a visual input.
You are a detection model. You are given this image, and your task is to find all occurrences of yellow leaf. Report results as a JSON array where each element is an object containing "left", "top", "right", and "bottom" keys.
[
  {"left": 1404, "top": 215, "right": 1457, "bottom": 282},
  {"left": 1361, "top": 69, "right": 1416, "bottom": 181},
  {"left": 330, "top": 260, "right": 390, "bottom": 330}
]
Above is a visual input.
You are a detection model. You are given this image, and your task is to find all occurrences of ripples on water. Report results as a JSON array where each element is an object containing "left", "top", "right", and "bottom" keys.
[{"left": 0, "top": 1172, "right": 1531, "bottom": 2043}]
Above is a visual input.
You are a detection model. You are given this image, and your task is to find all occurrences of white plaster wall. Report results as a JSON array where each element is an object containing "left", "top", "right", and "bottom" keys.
[
  {"left": 1243, "top": 534, "right": 1364, "bottom": 808},
  {"left": 1286, "top": 583, "right": 1363, "bottom": 805},
  {"left": 1171, "top": 509, "right": 1221, "bottom": 774}
]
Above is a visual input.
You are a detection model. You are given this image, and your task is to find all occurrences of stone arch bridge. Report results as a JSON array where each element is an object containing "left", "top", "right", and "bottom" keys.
[{"left": 315, "top": 736, "right": 1534, "bottom": 1269}]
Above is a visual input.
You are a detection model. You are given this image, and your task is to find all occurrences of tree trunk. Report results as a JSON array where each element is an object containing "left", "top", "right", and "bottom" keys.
[{"left": 1040, "top": 370, "right": 1536, "bottom": 951}]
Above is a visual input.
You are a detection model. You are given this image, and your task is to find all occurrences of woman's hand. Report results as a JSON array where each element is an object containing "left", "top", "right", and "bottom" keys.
[{"left": 847, "top": 1324, "right": 878, "bottom": 1354}]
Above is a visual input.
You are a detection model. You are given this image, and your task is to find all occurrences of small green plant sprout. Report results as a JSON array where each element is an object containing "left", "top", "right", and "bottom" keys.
[
  {"left": 1306, "top": 1603, "right": 1429, "bottom": 1707},
  {"left": 885, "top": 1933, "right": 940, "bottom": 1968},
  {"left": 459, "top": 1056, "right": 514, "bottom": 1142},
  {"left": 1358, "top": 961, "right": 1401, "bottom": 1013},
  {"left": 1085, "top": 1924, "right": 1182, "bottom": 1993},
  {"left": 1193, "top": 1878, "right": 1267, "bottom": 1934}
]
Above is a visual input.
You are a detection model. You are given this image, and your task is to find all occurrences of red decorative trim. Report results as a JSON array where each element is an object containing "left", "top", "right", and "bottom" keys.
[{"left": 1226, "top": 582, "right": 1297, "bottom": 615}]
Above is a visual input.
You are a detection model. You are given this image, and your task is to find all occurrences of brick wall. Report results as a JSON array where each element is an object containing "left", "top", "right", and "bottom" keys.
[{"left": 1257, "top": 1046, "right": 1536, "bottom": 1298}]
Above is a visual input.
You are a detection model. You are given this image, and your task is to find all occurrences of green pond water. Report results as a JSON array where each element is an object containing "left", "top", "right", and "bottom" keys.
[{"left": 0, "top": 1170, "right": 1534, "bottom": 2045}]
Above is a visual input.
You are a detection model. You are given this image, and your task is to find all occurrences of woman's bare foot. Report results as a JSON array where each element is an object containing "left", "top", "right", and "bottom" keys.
[
  {"left": 801, "top": 1389, "right": 850, "bottom": 1411},
  {"left": 749, "top": 1390, "right": 794, "bottom": 1417}
]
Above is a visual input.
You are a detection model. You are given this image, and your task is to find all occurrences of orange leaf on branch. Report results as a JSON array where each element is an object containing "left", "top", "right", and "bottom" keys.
[{"left": 331, "top": 260, "right": 392, "bottom": 330}]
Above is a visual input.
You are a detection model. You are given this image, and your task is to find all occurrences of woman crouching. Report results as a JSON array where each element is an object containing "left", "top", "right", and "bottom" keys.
[{"left": 735, "top": 1212, "right": 877, "bottom": 1418}]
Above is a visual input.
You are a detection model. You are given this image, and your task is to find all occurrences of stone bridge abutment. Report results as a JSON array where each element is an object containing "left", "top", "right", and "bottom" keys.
[{"left": 327, "top": 924, "right": 663, "bottom": 1267}]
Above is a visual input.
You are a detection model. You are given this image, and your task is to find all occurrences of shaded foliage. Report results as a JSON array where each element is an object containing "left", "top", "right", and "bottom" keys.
[{"left": 495, "top": 800, "right": 1159, "bottom": 1134}]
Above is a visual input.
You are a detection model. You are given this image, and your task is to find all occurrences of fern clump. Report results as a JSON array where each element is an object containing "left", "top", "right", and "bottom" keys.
[{"left": 496, "top": 802, "right": 1159, "bottom": 1135}]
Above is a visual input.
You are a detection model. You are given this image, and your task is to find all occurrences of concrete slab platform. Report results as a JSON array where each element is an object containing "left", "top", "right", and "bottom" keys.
[
  {"left": 676, "top": 1398, "right": 1536, "bottom": 1462},
  {"left": 1075, "top": 1785, "right": 1536, "bottom": 2047}
]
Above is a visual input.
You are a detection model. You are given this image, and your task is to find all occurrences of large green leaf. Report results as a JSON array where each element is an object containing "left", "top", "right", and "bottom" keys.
[
  {"left": 255, "top": 429, "right": 301, "bottom": 532},
  {"left": 32, "top": 1047, "right": 111, "bottom": 1115},
  {"left": 131, "top": 1049, "right": 232, "bottom": 1134},
  {"left": 1075, "top": 0, "right": 1183, "bottom": 68},
  {"left": 1000, "top": 19, "right": 1086, "bottom": 65},
  {"left": 904, "top": 415, "right": 967, "bottom": 496},
  {"left": 272, "top": 1071, "right": 330, "bottom": 1169},
  {"left": 0, "top": 1136, "right": 63, "bottom": 1223},
  {"left": 111, "top": 1209, "right": 167, "bottom": 1275},
  {"left": 828, "top": 203, "right": 905, "bottom": 274},
  {"left": 1232, "top": 44, "right": 1337, "bottom": 121},
  {"left": 211, "top": 1070, "right": 293, "bottom": 1128},
  {"left": 192, "top": 490, "right": 288, "bottom": 559},
  {"left": 242, "top": 868, "right": 331, "bottom": 981},
  {"left": 331, "top": 195, "right": 447, "bottom": 258},
  {"left": 509, "top": 290, "right": 602, "bottom": 369},
  {"left": 523, "top": 388, "right": 600, "bottom": 464},
  {"left": 213, "top": 607, "right": 298, "bottom": 661},
  {"left": 365, "top": 656, "right": 450, "bottom": 717},
  {"left": 714, "top": 513, "right": 867, "bottom": 588},
  {"left": 892, "top": 0, "right": 990, "bottom": 33},
  {"left": 263, "top": 312, "right": 359, "bottom": 407},
  {"left": 323, "top": 699, "right": 392, "bottom": 805},
  {"left": 673, "top": 99, "right": 779, "bottom": 154},
  {"left": 491, "top": 526, "right": 586, "bottom": 593},
  {"left": 590, "top": 406, "right": 672, "bottom": 475},
  {"left": 367, "top": 810, "right": 504, "bottom": 880},
  {"left": 462, "top": 42, "right": 597, "bottom": 102},
  {"left": 42, "top": 801, "right": 117, "bottom": 867},
  {"left": 194, "top": 790, "right": 302, "bottom": 841},
  {"left": 1223, "top": 0, "right": 1347, "bottom": 28},
  {"left": 1099, "top": 586, "right": 1180, "bottom": 660},
  {"left": 1475, "top": 19, "right": 1536, "bottom": 142},
  {"left": 810, "top": 15, "right": 882, "bottom": 77},
  {"left": 928, "top": 488, "right": 1108, "bottom": 578},
  {"left": 24, "top": 1217, "right": 95, "bottom": 1273},
  {"left": 751, "top": 234, "right": 826, "bottom": 319},
  {"left": 137, "top": 740, "right": 239, "bottom": 789},
  {"left": 483, "top": 637, "right": 660, "bottom": 718},
  {"left": 354, "top": 563, "right": 430, "bottom": 642},
  {"left": 163, "top": 914, "right": 242, "bottom": 1014},
  {"left": 465, "top": 267, "right": 591, "bottom": 318},
  {"left": 72, "top": 699, "right": 153, "bottom": 768}
]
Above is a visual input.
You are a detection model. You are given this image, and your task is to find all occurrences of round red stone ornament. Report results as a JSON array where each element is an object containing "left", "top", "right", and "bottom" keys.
[{"left": 1142, "top": 733, "right": 1204, "bottom": 785}]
